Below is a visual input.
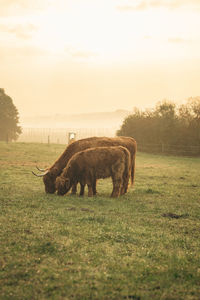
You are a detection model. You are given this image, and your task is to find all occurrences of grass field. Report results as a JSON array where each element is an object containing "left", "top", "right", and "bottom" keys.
[{"left": 0, "top": 141, "right": 200, "bottom": 300}]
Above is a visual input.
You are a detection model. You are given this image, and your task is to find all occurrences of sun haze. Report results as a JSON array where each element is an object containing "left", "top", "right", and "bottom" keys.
[{"left": 0, "top": 0, "right": 200, "bottom": 118}]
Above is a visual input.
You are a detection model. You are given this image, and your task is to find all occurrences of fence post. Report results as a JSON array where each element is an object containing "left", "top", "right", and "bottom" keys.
[{"left": 48, "top": 135, "right": 50, "bottom": 145}]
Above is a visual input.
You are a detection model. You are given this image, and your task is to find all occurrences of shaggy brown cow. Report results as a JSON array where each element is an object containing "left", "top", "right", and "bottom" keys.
[
  {"left": 32, "top": 136, "right": 137, "bottom": 194},
  {"left": 55, "top": 146, "right": 131, "bottom": 197}
]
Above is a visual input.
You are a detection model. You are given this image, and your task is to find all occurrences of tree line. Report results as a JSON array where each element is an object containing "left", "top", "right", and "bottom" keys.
[
  {"left": 117, "top": 97, "right": 200, "bottom": 155},
  {"left": 1, "top": 87, "right": 200, "bottom": 156},
  {"left": 0, "top": 88, "right": 21, "bottom": 142}
]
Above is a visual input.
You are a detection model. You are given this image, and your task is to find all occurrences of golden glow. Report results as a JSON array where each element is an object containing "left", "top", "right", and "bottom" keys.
[
  {"left": 0, "top": 0, "right": 200, "bottom": 117},
  {"left": 23, "top": 2, "right": 200, "bottom": 62},
  {"left": 22, "top": 1, "right": 200, "bottom": 62}
]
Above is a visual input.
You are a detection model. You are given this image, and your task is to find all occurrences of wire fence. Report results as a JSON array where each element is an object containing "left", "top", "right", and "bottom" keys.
[
  {"left": 137, "top": 142, "right": 200, "bottom": 156},
  {"left": 18, "top": 127, "right": 116, "bottom": 144},
  {"left": 17, "top": 128, "right": 200, "bottom": 156}
]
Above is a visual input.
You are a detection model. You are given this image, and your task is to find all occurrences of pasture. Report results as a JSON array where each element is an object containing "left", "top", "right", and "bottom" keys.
[{"left": 0, "top": 142, "right": 200, "bottom": 299}]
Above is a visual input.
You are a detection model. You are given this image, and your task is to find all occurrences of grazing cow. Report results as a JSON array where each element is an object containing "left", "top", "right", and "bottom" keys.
[
  {"left": 32, "top": 136, "right": 137, "bottom": 194},
  {"left": 55, "top": 146, "right": 131, "bottom": 197}
]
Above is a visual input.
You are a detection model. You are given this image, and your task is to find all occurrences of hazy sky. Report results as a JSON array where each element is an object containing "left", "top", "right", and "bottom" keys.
[{"left": 1, "top": 0, "right": 200, "bottom": 117}]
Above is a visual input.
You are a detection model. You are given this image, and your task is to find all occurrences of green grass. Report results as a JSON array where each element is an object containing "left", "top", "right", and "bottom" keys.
[{"left": 0, "top": 141, "right": 200, "bottom": 299}]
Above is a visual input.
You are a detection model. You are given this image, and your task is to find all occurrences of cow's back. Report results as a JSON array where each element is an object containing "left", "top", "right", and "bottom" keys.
[{"left": 68, "top": 145, "right": 129, "bottom": 180}]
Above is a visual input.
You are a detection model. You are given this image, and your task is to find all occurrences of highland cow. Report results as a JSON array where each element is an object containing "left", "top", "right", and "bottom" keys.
[
  {"left": 32, "top": 136, "right": 137, "bottom": 194},
  {"left": 55, "top": 146, "right": 131, "bottom": 197}
]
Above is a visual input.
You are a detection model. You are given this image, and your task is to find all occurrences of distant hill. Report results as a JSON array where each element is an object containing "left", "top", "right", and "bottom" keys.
[{"left": 20, "top": 110, "right": 131, "bottom": 129}]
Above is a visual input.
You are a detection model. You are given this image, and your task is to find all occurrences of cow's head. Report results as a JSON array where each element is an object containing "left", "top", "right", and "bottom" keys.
[
  {"left": 32, "top": 166, "right": 56, "bottom": 194},
  {"left": 55, "top": 176, "right": 71, "bottom": 195},
  {"left": 43, "top": 172, "right": 56, "bottom": 194}
]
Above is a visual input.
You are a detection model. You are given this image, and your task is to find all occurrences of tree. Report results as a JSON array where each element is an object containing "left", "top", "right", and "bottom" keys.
[
  {"left": 117, "top": 103, "right": 175, "bottom": 145},
  {"left": 178, "top": 97, "right": 200, "bottom": 145},
  {"left": 154, "top": 100, "right": 178, "bottom": 145},
  {"left": 0, "top": 88, "right": 22, "bottom": 142}
]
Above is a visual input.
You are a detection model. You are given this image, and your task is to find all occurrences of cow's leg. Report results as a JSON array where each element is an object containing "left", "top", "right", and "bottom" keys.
[
  {"left": 120, "top": 185, "right": 125, "bottom": 195},
  {"left": 79, "top": 184, "right": 85, "bottom": 196},
  {"left": 71, "top": 183, "right": 77, "bottom": 195},
  {"left": 120, "top": 177, "right": 128, "bottom": 195},
  {"left": 87, "top": 184, "right": 93, "bottom": 197},
  {"left": 111, "top": 177, "right": 122, "bottom": 197},
  {"left": 120, "top": 176, "right": 125, "bottom": 195},
  {"left": 120, "top": 162, "right": 131, "bottom": 195},
  {"left": 92, "top": 179, "right": 97, "bottom": 195}
]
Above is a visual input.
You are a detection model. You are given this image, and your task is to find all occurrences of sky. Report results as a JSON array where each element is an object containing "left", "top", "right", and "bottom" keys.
[{"left": 0, "top": 0, "right": 200, "bottom": 118}]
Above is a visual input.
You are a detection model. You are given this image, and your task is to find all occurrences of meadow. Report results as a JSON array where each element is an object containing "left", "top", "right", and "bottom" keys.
[{"left": 0, "top": 142, "right": 200, "bottom": 300}]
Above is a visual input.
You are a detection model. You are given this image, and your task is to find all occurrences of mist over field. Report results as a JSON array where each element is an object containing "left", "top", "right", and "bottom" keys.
[{"left": 20, "top": 110, "right": 131, "bottom": 129}]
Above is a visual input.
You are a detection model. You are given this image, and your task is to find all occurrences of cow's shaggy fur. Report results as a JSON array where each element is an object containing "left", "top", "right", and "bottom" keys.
[
  {"left": 39, "top": 136, "right": 136, "bottom": 194},
  {"left": 55, "top": 146, "right": 131, "bottom": 197}
]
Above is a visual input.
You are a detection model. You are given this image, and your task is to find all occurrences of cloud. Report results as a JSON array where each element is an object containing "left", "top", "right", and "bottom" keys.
[
  {"left": 0, "top": 23, "right": 37, "bottom": 39},
  {"left": 117, "top": 0, "right": 200, "bottom": 11},
  {"left": 117, "top": 4, "right": 147, "bottom": 11},
  {"left": 0, "top": 44, "right": 47, "bottom": 61},
  {"left": 168, "top": 38, "right": 187, "bottom": 43},
  {"left": 0, "top": 0, "right": 53, "bottom": 16},
  {"left": 70, "top": 51, "right": 96, "bottom": 59},
  {"left": 144, "top": 35, "right": 152, "bottom": 39},
  {"left": 64, "top": 47, "right": 97, "bottom": 60},
  {"left": 0, "top": 23, "right": 37, "bottom": 40}
]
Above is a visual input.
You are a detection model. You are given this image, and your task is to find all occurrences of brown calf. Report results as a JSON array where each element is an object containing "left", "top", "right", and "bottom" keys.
[{"left": 55, "top": 146, "right": 131, "bottom": 197}]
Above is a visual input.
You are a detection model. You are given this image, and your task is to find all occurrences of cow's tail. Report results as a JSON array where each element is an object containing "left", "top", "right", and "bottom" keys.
[
  {"left": 131, "top": 139, "right": 137, "bottom": 186},
  {"left": 124, "top": 148, "right": 131, "bottom": 180},
  {"left": 131, "top": 153, "right": 136, "bottom": 186},
  {"left": 120, "top": 147, "right": 131, "bottom": 194},
  {"left": 127, "top": 137, "right": 137, "bottom": 186}
]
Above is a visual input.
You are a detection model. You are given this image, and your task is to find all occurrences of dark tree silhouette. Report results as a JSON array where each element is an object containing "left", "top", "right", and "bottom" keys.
[{"left": 0, "top": 88, "right": 22, "bottom": 142}]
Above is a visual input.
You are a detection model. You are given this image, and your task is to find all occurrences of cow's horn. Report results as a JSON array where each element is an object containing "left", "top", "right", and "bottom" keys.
[
  {"left": 32, "top": 170, "right": 49, "bottom": 177},
  {"left": 36, "top": 165, "right": 48, "bottom": 172}
]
